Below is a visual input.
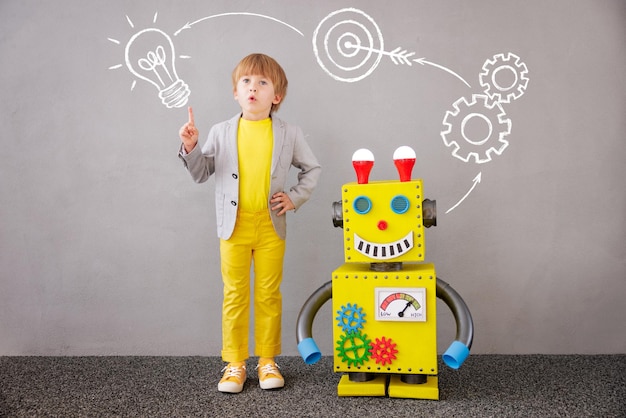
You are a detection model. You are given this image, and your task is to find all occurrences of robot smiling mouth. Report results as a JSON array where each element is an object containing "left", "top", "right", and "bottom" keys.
[{"left": 353, "top": 232, "right": 414, "bottom": 260}]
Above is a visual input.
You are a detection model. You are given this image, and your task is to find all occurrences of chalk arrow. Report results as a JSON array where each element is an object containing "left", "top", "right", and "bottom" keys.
[
  {"left": 446, "top": 172, "right": 482, "bottom": 214},
  {"left": 413, "top": 57, "right": 471, "bottom": 88},
  {"left": 174, "top": 12, "right": 304, "bottom": 37},
  {"left": 334, "top": 43, "right": 470, "bottom": 87},
  {"left": 174, "top": 23, "right": 192, "bottom": 35},
  {"left": 389, "top": 47, "right": 416, "bottom": 65}
]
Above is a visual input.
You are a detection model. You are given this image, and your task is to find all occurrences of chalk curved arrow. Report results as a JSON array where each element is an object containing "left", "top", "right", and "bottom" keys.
[
  {"left": 174, "top": 12, "right": 304, "bottom": 37},
  {"left": 446, "top": 172, "right": 482, "bottom": 214},
  {"left": 413, "top": 57, "right": 471, "bottom": 88}
]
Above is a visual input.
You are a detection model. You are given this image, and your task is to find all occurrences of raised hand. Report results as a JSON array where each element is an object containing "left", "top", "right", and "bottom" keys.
[{"left": 179, "top": 106, "right": 199, "bottom": 153}]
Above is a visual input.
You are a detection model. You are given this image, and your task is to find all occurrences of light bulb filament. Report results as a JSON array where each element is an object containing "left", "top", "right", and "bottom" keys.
[{"left": 137, "top": 45, "right": 172, "bottom": 87}]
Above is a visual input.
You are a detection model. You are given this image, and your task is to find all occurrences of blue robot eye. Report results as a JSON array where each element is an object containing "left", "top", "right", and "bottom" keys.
[
  {"left": 391, "top": 195, "right": 410, "bottom": 214},
  {"left": 353, "top": 196, "right": 372, "bottom": 214}
]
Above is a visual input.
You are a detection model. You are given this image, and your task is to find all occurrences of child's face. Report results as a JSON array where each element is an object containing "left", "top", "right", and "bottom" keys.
[{"left": 234, "top": 74, "right": 282, "bottom": 121}]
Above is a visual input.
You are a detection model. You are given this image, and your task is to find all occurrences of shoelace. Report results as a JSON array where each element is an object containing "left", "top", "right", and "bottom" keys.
[
  {"left": 221, "top": 365, "right": 245, "bottom": 380},
  {"left": 256, "top": 362, "right": 281, "bottom": 377}
]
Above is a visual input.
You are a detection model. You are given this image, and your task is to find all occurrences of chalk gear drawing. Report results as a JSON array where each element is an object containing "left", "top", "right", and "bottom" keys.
[
  {"left": 480, "top": 53, "right": 529, "bottom": 104},
  {"left": 441, "top": 52, "right": 529, "bottom": 164},
  {"left": 441, "top": 94, "right": 512, "bottom": 164}
]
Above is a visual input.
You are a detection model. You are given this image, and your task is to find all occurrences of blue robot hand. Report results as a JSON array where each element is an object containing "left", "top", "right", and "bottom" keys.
[
  {"left": 298, "top": 338, "right": 322, "bottom": 365},
  {"left": 443, "top": 340, "right": 471, "bottom": 369}
]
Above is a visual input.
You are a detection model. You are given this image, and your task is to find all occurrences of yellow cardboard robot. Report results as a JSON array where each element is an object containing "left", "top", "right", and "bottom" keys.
[{"left": 297, "top": 146, "right": 474, "bottom": 399}]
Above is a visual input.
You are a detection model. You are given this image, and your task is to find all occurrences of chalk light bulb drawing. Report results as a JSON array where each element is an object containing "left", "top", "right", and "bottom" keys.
[{"left": 124, "top": 28, "right": 190, "bottom": 109}]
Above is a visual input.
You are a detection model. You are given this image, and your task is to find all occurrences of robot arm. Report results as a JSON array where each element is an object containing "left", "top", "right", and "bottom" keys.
[
  {"left": 436, "top": 277, "right": 474, "bottom": 369},
  {"left": 296, "top": 281, "right": 333, "bottom": 364}
]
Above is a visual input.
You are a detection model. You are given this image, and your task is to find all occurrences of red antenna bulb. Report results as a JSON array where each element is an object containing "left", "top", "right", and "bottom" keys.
[
  {"left": 352, "top": 148, "right": 375, "bottom": 184},
  {"left": 393, "top": 146, "right": 416, "bottom": 182}
]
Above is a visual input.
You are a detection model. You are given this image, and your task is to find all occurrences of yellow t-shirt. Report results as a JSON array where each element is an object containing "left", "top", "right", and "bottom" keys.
[{"left": 237, "top": 117, "right": 273, "bottom": 211}]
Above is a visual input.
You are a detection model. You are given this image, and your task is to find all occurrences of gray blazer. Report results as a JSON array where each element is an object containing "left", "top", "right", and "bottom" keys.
[{"left": 179, "top": 113, "right": 321, "bottom": 240}]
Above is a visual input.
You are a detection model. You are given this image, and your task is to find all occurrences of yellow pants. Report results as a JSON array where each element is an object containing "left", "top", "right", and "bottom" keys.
[{"left": 219, "top": 210, "right": 286, "bottom": 362}]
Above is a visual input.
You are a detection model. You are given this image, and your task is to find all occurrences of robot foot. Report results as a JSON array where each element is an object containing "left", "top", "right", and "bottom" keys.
[
  {"left": 388, "top": 374, "right": 439, "bottom": 400},
  {"left": 337, "top": 374, "right": 388, "bottom": 397}
]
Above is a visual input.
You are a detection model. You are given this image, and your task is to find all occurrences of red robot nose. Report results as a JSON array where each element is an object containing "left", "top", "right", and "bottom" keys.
[{"left": 377, "top": 220, "right": 388, "bottom": 230}]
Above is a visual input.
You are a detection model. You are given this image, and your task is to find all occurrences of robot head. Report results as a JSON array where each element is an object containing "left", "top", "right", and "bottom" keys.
[{"left": 334, "top": 146, "right": 436, "bottom": 264}]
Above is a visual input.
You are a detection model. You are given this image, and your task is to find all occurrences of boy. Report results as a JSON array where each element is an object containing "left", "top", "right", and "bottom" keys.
[{"left": 178, "top": 54, "right": 321, "bottom": 393}]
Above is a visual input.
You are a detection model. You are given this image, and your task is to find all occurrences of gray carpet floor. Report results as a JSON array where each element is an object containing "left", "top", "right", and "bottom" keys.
[{"left": 1, "top": 355, "right": 624, "bottom": 417}]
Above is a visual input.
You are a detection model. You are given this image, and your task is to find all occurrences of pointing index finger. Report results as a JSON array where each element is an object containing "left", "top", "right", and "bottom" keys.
[{"left": 188, "top": 106, "right": 195, "bottom": 126}]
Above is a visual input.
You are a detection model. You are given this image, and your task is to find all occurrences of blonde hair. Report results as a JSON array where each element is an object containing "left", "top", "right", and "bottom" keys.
[{"left": 232, "top": 53, "right": 288, "bottom": 113}]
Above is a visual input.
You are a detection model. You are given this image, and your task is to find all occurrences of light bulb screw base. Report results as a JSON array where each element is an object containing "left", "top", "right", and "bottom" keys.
[{"left": 159, "top": 79, "right": 190, "bottom": 109}]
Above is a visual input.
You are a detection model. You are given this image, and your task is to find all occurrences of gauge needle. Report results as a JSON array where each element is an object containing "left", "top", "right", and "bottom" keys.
[{"left": 398, "top": 301, "right": 412, "bottom": 318}]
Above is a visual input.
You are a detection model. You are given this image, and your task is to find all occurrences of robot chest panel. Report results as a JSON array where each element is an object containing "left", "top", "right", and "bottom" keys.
[{"left": 331, "top": 263, "right": 438, "bottom": 374}]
